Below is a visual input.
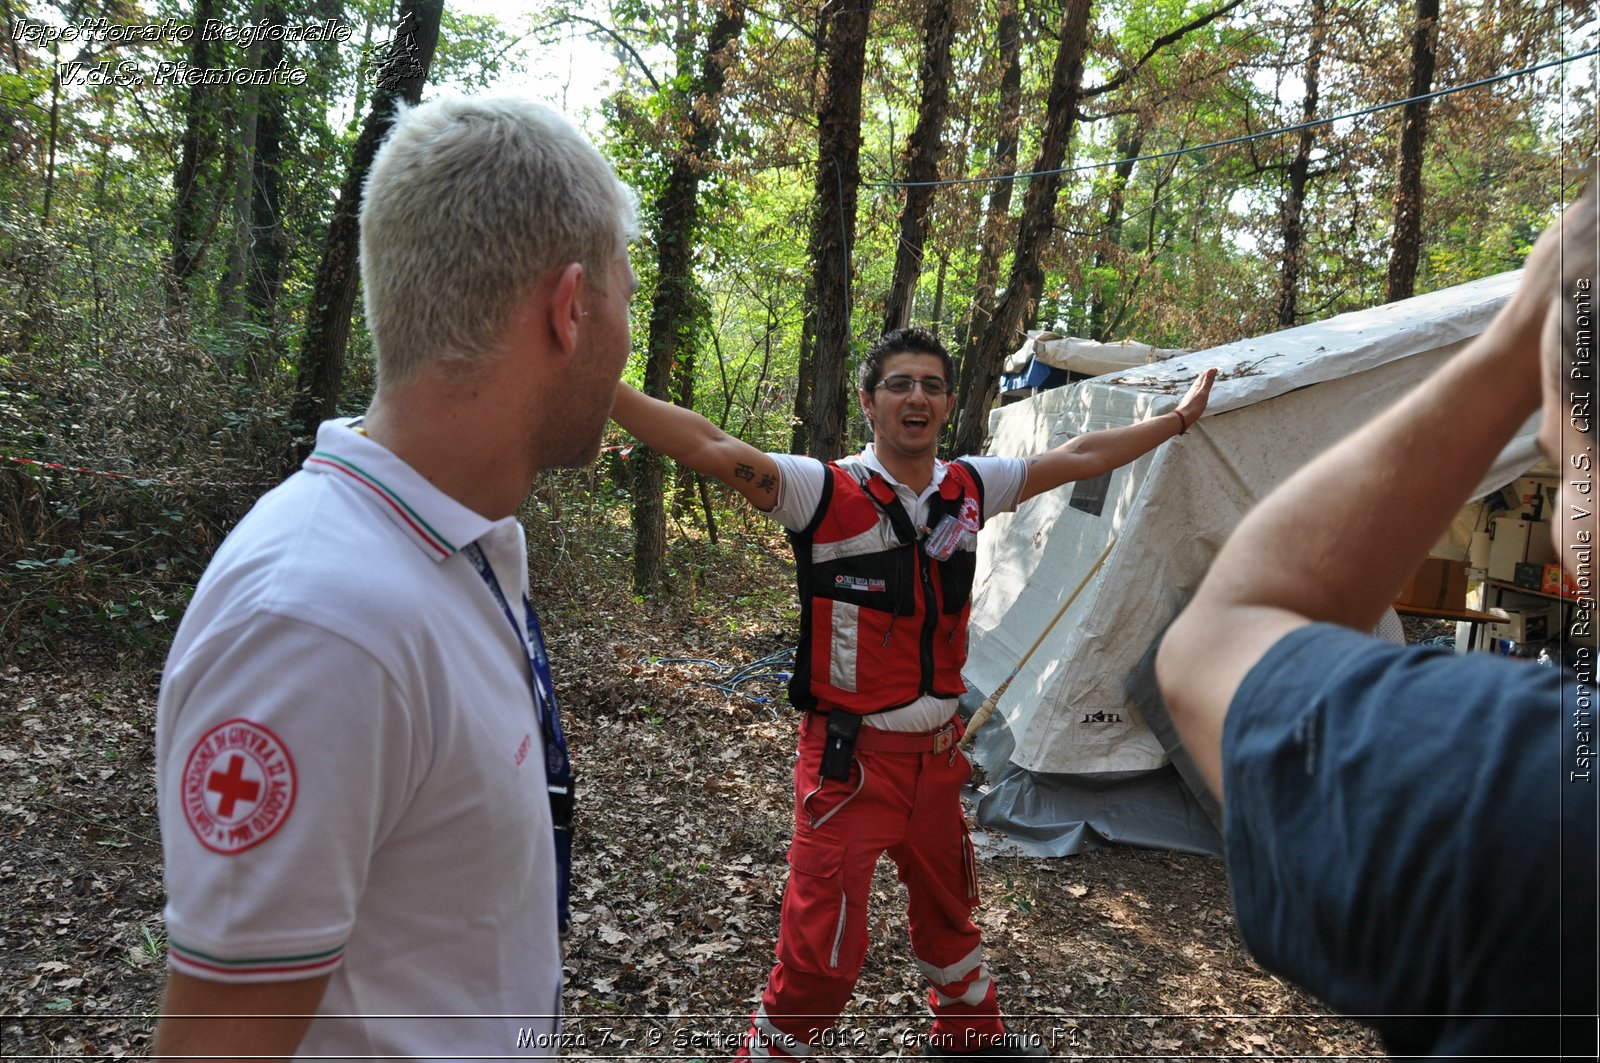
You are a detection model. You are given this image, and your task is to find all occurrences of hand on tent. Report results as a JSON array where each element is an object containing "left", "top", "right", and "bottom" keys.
[
  {"left": 1175, "top": 367, "right": 1219, "bottom": 429},
  {"left": 1484, "top": 183, "right": 1598, "bottom": 390}
]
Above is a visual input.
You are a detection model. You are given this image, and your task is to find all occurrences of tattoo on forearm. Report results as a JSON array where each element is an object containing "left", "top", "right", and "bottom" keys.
[
  {"left": 757, "top": 474, "right": 777, "bottom": 493},
  {"left": 734, "top": 463, "right": 755, "bottom": 482}
]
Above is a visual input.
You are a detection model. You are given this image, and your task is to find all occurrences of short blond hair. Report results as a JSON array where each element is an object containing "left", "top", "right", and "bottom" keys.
[{"left": 360, "top": 96, "right": 638, "bottom": 388}]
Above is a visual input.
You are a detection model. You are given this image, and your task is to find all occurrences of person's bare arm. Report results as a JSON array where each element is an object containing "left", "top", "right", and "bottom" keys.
[
  {"left": 155, "top": 970, "right": 331, "bottom": 1060},
  {"left": 1156, "top": 203, "right": 1583, "bottom": 798},
  {"left": 611, "top": 384, "right": 783, "bottom": 511},
  {"left": 1017, "top": 368, "right": 1218, "bottom": 503}
]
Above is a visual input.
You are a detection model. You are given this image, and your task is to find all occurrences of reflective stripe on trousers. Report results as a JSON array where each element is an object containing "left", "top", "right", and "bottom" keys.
[{"left": 735, "top": 718, "right": 1005, "bottom": 1058}]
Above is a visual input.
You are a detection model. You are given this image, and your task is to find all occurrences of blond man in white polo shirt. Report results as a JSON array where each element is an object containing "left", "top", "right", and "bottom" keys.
[{"left": 154, "top": 96, "right": 638, "bottom": 1058}]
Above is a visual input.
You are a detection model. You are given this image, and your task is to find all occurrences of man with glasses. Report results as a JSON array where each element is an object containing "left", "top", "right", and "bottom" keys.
[{"left": 611, "top": 326, "right": 1213, "bottom": 1058}]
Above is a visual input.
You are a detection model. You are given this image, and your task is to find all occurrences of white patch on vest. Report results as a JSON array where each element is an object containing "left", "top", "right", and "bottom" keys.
[
  {"left": 811, "top": 524, "right": 892, "bottom": 564},
  {"left": 829, "top": 601, "right": 860, "bottom": 692},
  {"left": 833, "top": 574, "right": 886, "bottom": 592}
]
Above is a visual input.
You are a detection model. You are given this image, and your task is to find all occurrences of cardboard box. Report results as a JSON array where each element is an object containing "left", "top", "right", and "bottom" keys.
[
  {"left": 1542, "top": 563, "right": 1579, "bottom": 599},
  {"left": 1396, "top": 557, "right": 1469, "bottom": 611}
]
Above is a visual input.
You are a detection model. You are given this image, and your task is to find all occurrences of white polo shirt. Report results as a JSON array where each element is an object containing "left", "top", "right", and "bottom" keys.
[{"left": 156, "top": 419, "right": 562, "bottom": 1058}]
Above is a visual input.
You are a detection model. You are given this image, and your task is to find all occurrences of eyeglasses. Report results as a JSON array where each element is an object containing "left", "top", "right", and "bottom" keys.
[{"left": 875, "top": 375, "right": 950, "bottom": 396}]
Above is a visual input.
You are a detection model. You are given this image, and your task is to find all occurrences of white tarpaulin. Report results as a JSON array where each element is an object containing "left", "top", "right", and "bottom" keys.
[
  {"left": 1003, "top": 333, "right": 1188, "bottom": 379},
  {"left": 965, "top": 269, "right": 1542, "bottom": 783}
]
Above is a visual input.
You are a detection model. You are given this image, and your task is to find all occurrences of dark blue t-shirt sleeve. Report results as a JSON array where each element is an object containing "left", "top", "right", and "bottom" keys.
[{"left": 1222, "top": 624, "right": 1595, "bottom": 1058}]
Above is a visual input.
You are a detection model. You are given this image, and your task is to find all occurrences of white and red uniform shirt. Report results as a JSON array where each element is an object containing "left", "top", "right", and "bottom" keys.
[
  {"left": 767, "top": 446, "right": 1025, "bottom": 731},
  {"left": 156, "top": 419, "right": 562, "bottom": 1058}
]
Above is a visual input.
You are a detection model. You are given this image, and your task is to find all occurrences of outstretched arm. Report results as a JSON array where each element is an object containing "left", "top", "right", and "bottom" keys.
[
  {"left": 1017, "top": 367, "right": 1217, "bottom": 503},
  {"left": 1155, "top": 198, "right": 1585, "bottom": 798},
  {"left": 610, "top": 383, "right": 783, "bottom": 511}
]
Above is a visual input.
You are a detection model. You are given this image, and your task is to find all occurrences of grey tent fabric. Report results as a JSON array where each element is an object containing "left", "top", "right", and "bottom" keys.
[{"left": 960, "top": 688, "right": 1221, "bottom": 858}]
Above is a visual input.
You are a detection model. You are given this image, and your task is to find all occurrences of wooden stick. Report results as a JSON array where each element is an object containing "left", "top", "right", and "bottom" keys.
[{"left": 958, "top": 536, "right": 1118, "bottom": 752}]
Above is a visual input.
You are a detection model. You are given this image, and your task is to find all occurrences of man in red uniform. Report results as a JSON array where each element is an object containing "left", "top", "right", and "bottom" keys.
[{"left": 613, "top": 328, "right": 1214, "bottom": 1057}]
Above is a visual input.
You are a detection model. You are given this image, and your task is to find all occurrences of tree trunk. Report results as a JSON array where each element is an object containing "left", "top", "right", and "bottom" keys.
[
  {"left": 952, "top": 0, "right": 1023, "bottom": 451},
  {"left": 790, "top": 281, "right": 817, "bottom": 454},
  {"left": 41, "top": 41, "right": 59, "bottom": 227},
  {"left": 791, "top": 19, "right": 827, "bottom": 455},
  {"left": 804, "top": 0, "right": 876, "bottom": 460},
  {"left": 880, "top": 0, "right": 957, "bottom": 333},
  {"left": 953, "top": 0, "right": 1091, "bottom": 459},
  {"left": 1088, "top": 121, "right": 1143, "bottom": 341},
  {"left": 1276, "top": 0, "right": 1326, "bottom": 329},
  {"left": 246, "top": 4, "right": 290, "bottom": 379},
  {"left": 632, "top": 0, "right": 749, "bottom": 593},
  {"left": 1385, "top": 0, "right": 1439, "bottom": 303},
  {"left": 220, "top": 1, "right": 269, "bottom": 325},
  {"left": 670, "top": 343, "right": 698, "bottom": 522},
  {"left": 171, "top": 0, "right": 220, "bottom": 293},
  {"left": 288, "top": 0, "right": 443, "bottom": 463}
]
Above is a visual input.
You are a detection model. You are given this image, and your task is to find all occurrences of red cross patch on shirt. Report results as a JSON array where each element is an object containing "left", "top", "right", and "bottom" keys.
[{"left": 181, "top": 719, "right": 297, "bottom": 854}]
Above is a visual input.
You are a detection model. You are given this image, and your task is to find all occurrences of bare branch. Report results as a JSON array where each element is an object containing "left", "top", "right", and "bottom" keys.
[
  {"left": 494, "top": 14, "right": 662, "bottom": 93},
  {"left": 1083, "top": 0, "right": 1249, "bottom": 100}
]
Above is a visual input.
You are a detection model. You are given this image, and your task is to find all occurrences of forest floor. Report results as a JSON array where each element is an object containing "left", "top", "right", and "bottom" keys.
[{"left": 1, "top": 525, "right": 1384, "bottom": 1059}]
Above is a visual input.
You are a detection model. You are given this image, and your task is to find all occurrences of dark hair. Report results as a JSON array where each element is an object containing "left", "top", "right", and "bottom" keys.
[
  {"left": 1563, "top": 172, "right": 1599, "bottom": 443},
  {"left": 858, "top": 327, "right": 955, "bottom": 394}
]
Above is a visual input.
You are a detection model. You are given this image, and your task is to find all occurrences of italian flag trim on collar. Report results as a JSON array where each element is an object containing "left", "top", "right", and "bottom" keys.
[
  {"left": 306, "top": 451, "right": 456, "bottom": 560},
  {"left": 167, "top": 938, "right": 346, "bottom": 979}
]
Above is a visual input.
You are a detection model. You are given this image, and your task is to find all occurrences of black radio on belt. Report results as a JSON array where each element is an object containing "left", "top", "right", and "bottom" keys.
[
  {"left": 548, "top": 774, "right": 576, "bottom": 829},
  {"left": 820, "top": 711, "right": 862, "bottom": 781}
]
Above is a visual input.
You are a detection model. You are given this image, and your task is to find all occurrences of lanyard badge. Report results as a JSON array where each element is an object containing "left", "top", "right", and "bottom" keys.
[{"left": 464, "top": 543, "right": 575, "bottom": 934}]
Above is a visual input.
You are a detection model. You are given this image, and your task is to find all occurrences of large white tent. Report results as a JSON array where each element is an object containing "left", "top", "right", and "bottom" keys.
[{"left": 961, "top": 270, "right": 1542, "bottom": 856}]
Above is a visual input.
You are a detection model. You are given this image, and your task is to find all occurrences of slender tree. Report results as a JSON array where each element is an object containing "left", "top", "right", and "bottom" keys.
[
  {"left": 171, "top": 0, "right": 222, "bottom": 293},
  {"left": 803, "top": 0, "right": 876, "bottom": 460},
  {"left": 632, "top": 0, "right": 750, "bottom": 593},
  {"left": 1384, "top": 0, "right": 1439, "bottom": 303},
  {"left": 952, "top": 0, "right": 1245, "bottom": 455},
  {"left": 246, "top": 2, "right": 291, "bottom": 378},
  {"left": 880, "top": 0, "right": 958, "bottom": 332},
  {"left": 952, "top": 0, "right": 1092, "bottom": 458},
  {"left": 288, "top": 0, "right": 444, "bottom": 459},
  {"left": 1087, "top": 119, "right": 1145, "bottom": 341},
  {"left": 952, "top": 0, "right": 1023, "bottom": 447},
  {"left": 1276, "top": 0, "right": 1327, "bottom": 328},
  {"left": 219, "top": 0, "right": 269, "bottom": 324},
  {"left": 789, "top": 19, "right": 829, "bottom": 456}
]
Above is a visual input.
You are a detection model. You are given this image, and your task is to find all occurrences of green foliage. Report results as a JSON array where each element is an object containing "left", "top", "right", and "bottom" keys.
[
  {"left": 433, "top": 9, "right": 523, "bottom": 92},
  {"left": 0, "top": 207, "right": 290, "bottom": 659},
  {"left": 0, "top": 0, "right": 1581, "bottom": 652}
]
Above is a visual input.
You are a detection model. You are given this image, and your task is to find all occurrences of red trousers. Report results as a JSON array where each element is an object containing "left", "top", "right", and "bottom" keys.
[{"left": 739, "top": 713, "right": 1006, "bottom": 1059}]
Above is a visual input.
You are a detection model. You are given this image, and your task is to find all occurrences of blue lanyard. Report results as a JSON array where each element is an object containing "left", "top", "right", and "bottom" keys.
[{"left": 463, "top": 542, "right": 574, "bottom": 930}]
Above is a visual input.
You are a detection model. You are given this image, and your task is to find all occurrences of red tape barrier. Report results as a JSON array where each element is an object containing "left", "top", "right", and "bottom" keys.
[
  {"left": 4, "top": 453, "right": 273, "bottom": 490},
  {"left": 5, "top": 443, "right": 637, "bottom": 490}
]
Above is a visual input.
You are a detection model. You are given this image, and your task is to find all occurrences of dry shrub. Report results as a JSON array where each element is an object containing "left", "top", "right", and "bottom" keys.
[{"left": 0, "top": 212, "right": 291, "bottom": 659}]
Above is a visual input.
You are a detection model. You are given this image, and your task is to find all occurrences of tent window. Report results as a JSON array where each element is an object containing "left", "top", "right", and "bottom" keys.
[{"left": 1069, "top": 470, "right": 1112, "bottom": 517}]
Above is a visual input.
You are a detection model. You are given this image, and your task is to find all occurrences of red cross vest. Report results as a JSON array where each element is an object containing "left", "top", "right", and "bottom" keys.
[{"left": 787, "top": 458, "right": 985, "bottom": 715}]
